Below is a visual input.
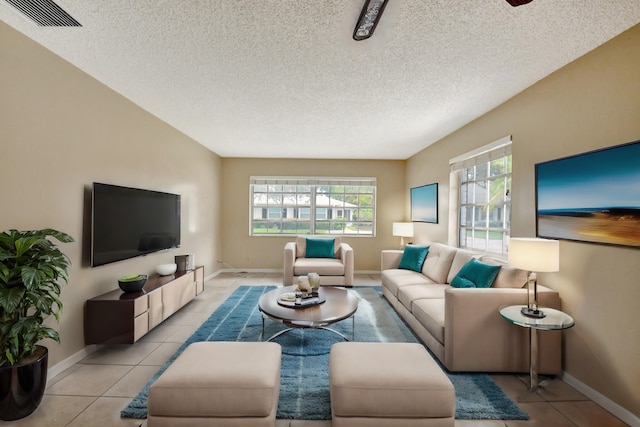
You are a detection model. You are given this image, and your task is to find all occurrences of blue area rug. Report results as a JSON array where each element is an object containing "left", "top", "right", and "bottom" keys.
[{"left": 121, "top": 285, "right": 528, "bottom": 420}]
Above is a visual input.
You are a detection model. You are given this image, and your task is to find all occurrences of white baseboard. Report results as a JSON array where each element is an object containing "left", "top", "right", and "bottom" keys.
[
  {"left": 212, "top": 268, "right": 281, "bottom": 275},
  {"left": 211, "top": 268, "right": 381, "bottom": 276},
  {"left": 356, "top": 270, "right": 380, "bottom": 275},
  {"left": 207, "top": 270, "right": 222, "bottom": 279},
  {"left": 48, "top": 344, "right": 99, "bottom": 381},
  {"left": 561, "top": 372, "right": 640, "bottom": 427}
]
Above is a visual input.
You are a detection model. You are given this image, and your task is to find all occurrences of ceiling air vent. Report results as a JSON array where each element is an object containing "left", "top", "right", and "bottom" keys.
[{"left": 4, "top": 0, "right": 81, "bottom": 26}]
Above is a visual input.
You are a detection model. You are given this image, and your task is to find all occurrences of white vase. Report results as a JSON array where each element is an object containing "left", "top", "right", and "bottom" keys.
[{"left": 308, "top": 272, "right": 321, "bottom": 288}]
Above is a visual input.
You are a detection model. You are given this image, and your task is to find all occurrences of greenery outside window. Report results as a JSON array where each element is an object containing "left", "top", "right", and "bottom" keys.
[
  {"left": 450, "top": 137, "right": 512, "bottom": 256},
  {"left": 250, "top": 177, "right": 376, "bottom": 236}
]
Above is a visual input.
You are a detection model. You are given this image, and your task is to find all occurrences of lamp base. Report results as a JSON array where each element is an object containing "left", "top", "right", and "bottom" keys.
[{"left": 521, "top": 307, "right": 546, "bottom": 318}]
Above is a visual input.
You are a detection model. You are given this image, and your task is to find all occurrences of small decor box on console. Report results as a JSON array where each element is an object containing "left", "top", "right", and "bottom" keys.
[{"left": 175, "top": 254, "right": 195, "bottom": 271}]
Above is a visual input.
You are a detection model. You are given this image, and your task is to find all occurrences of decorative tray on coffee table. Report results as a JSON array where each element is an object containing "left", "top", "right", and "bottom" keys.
[{"left": 277, "top": 292, "right": 326, "bottom": 308}]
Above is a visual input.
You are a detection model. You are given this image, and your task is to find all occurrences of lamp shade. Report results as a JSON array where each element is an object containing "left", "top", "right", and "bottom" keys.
[
  {"left": 392, "top": 222, "right": 414, "bottom": 237},
  {"left": 508, "top": 238, "right": 559, "bottom": 272}
]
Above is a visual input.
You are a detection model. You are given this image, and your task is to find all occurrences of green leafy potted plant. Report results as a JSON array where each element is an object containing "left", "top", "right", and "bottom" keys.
[{"left": 0, "top": 229, "right": 73, "bottom": 421}]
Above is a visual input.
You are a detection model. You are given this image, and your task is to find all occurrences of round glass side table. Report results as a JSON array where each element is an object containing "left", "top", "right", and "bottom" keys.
[{"left": 499, "top": 305, "right": 575, "bottom": 391}]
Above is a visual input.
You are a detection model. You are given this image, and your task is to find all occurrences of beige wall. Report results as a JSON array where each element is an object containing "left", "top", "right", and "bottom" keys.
[
  {"left": 0, "top": 22, "right": 222, "bottom": 368},
  {"left": 407, "top": 24, "right": 640, "bottom": 417},
  {"left": 220, "top": 158, "right": 406, "bottom": 271}
]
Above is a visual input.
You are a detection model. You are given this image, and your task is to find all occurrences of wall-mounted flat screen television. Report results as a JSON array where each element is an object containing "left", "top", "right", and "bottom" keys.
[
  {"left": 536, "top": 139, "right": 640, "bottom": 249},
  {"left": 91, "top": 183, "right": 181, "bottom": 267}
]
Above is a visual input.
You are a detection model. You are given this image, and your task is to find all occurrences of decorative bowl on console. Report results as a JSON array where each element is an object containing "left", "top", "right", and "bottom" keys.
[
  {"left": 156, "top": 263, "right": 177, "bottom": 276},
  {"left": 118, "top": 274, "right": 147, "bottom": 293}
]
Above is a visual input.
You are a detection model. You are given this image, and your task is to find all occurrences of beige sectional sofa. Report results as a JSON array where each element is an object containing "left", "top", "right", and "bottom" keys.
[{"left": 381, "top": 242, "right": 562, "bottom": 374}]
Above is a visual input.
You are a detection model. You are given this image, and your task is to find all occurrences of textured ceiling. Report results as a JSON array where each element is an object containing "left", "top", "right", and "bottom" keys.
[{"left": 2, "top": 1, "right": 639, "bottom": 159}]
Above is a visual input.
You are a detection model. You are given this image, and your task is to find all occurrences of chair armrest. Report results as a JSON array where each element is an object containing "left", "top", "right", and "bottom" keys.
[
  {"left": 339, "top": 243, "right": 354, "bottom": 286},
  {"left": 444, "top": 286, "right": 561, "bottom": 373},
  {"left": 381, "top": 250, "right": 403, "bottom": 271},
  {"left": 283, "top": 241, "right": 297, "bottom": 285}
]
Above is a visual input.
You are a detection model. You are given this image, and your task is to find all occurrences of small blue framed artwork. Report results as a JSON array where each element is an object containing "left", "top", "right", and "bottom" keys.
[
  {"left": 536, "top": 139, "right": 640, "bottom": 248},
  {"left": 411, "top": 183, "right": 438, "bottom": 223}
]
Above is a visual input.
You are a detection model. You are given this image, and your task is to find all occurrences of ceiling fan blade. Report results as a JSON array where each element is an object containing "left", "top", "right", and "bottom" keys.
[{"left": 506, "top": 0, "right": 534, "bottom": 6}]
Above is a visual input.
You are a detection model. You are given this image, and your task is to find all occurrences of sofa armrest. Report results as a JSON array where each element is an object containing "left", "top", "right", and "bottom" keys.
[
  {"left": 444, "top": 286, "right": 562, "bottom": 373},
  {"left": 381, "top": 250, "right": 403, "bottom": 271},
  {"left": 283, "top": 241, "right": 297, "bottom": 285},
  {"left": 338, "top": 243, "right": 354, "bottom": 286},
  {"left": 337, "top": 242, "right": 350, "bottom": 261}
]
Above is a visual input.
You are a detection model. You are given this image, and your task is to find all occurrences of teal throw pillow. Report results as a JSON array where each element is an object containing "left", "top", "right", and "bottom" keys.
[
  {"left": 305, "top": 237, "right": 335, "bottom": 258},
  {"left": 451, "top": 258, "right": 501, "bottom": 288},
  {"left": 398, "top": 245, "right": 429, "bottom": 272}
]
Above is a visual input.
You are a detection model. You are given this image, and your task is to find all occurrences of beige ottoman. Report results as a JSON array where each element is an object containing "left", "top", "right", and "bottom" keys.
[
  {"left": 330, "top": 342, "right": 455, "bottom": 427},
  {"left": 148, "top": 341, "right": 281, "bottom": 427}
]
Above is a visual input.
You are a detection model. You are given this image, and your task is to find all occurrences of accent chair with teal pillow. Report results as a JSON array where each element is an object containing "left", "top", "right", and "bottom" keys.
[
  {"left": 398, "top": 245, "right": 429, "bottom": 273},
  {"left": 284, "top": 236, "right": 354, "bottom": 286},
  {"left": 451, "top": 258, "right": 501, "bottom": 288},
  {"left": 305, "top": 237, "right": 335, "bottom": 258}
]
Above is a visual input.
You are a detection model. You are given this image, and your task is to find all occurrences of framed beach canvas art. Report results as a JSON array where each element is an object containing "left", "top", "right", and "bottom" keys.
[
  {"left": 411, "top": 183, "right": 438, "bottom": 223},
  {"left": 535, "top": 140, "right": 640, "bottom": 248}
]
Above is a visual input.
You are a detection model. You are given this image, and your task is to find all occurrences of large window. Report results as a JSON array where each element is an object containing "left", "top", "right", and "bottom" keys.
[
  {"left": 250, "top": 177, "right": 376, "bottom": 236},
  {"left": 450, "top": 137, "right": 512, "bottom": 256}
]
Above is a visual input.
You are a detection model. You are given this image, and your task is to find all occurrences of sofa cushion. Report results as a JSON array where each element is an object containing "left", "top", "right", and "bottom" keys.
[
  {"left": 398, "top": 245, "right": 429, "bottom": 272},
  {"left": 412, "top": 299, "right": 445, "bottom": 345},
  {"left": 305, "top": 237, "right": 335, "bottom": 258},
  {"left": 451, "top": 258, "right": 501, "bottom": 288},
  {"left": 493, "top": 265, "right": 527, "bottom": 288},
  {"left": 397, "top": 284, "right": 449, "bottom": 311},
  {"left": 381, "top": 269, "right": 438, "bottom": 297},
  {"left": 479, "top": 255, "right": 528, "bottom": 288},
  {"left": 446, "top": 248, "right": 480, "bottom": 284},
  {"left": 421, "top": 243, "right": 457, "bottom": 284},
  {"left": 294, "top": 258, "right": 345, "bottom": 276}
]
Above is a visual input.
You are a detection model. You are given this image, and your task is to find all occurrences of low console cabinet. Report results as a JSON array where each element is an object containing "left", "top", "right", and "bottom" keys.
[{"left": 84, "top": 266, "right": 204, "bottom": 344}]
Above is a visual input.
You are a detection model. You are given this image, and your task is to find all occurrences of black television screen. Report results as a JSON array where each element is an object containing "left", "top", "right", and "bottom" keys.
[{"left": 91, "top": 183, "right": 181, "bottom": 267}]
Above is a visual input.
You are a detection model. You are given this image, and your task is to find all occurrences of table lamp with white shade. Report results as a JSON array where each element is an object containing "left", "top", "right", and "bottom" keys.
[
  {"left": 508, "top": 237, "right": 559, "bottom": 319},
  {"left": 392, "top": 222, "right": 414, "bottom": 248}
]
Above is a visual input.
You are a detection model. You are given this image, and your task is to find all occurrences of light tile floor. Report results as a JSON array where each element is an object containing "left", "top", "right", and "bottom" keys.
[{"left": 5, "top": 272, "right": 629, "bottom": 427}]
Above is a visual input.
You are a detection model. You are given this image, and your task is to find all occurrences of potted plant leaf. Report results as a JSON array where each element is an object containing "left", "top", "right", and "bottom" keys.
[{"left": 0, "top": 229, "right": 73, "bottom": 421}]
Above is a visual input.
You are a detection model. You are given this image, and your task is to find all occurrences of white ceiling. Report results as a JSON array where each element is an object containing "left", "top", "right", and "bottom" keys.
[{"left": 2, "top": 1, "right": 639, "bottom": 159}]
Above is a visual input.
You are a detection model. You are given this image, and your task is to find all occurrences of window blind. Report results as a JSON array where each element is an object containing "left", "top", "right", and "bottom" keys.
[
  {"left": 449, "top": 136, "right": 512, "bottom": 171},
  {"left": 250, "top": 177, "right": 376, "bottom": 186}
]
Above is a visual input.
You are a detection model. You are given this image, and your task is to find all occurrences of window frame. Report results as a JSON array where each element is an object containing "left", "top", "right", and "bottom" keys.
[
  {"left": 249, "top": 176, "right": 377, "bottom": 237},
  {"left": 450, "top": 137, "right": 512, "bottom": 257}
]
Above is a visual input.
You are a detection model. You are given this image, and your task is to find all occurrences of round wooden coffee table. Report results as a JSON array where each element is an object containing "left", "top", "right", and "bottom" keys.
[{"left": 258, "top": 285, "right": 359, "bottom": 341}]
